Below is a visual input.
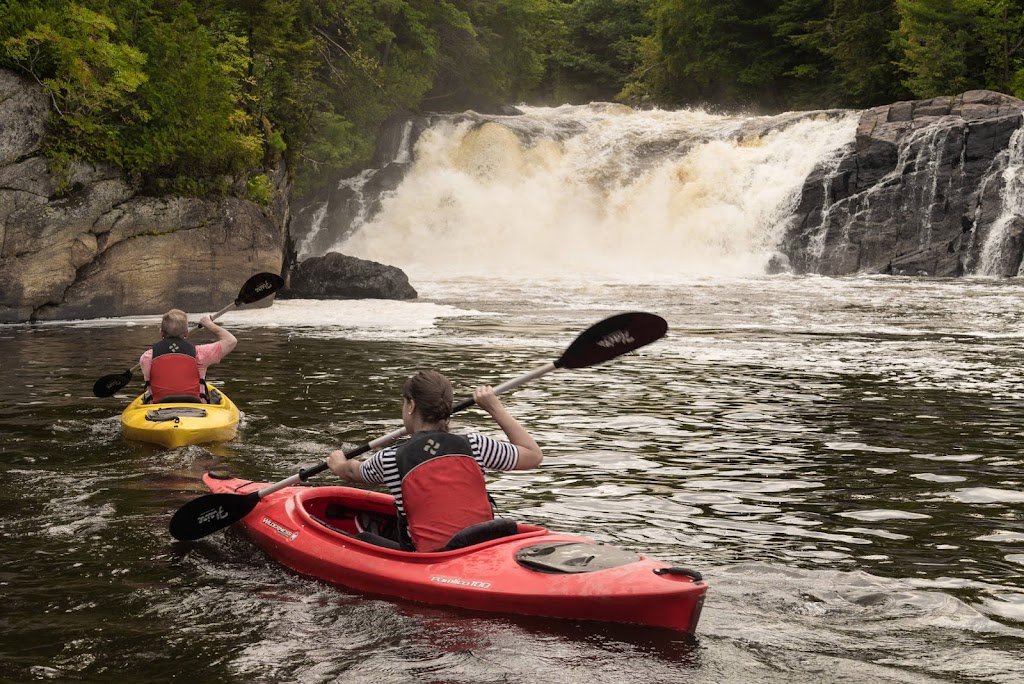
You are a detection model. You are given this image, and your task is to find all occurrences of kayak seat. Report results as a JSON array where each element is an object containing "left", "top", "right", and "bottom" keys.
[
  {"left": 355, "top": 531, "right": 402, "bottom": 550},
  {"left": 157, "top": 394, "right": 204, "bottom": 404},
  {"left": 353, "top": 519, "right": 518, "bottom": 552},
  {"left": 442, "top": 518, "right": 518, "bottom": 551}
]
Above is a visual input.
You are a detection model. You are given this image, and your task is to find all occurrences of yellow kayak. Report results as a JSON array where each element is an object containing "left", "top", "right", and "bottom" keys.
[{"left": 121, "top": 386, "right": 240, "bottom": 448}]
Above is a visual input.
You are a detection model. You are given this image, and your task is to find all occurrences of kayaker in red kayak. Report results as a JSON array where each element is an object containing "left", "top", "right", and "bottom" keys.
[
  {"left": 326, "top": 369, "right": 543, "bottom": 551},
  {"left": 140, "top": 309, "right": 237, "bottom": 404}
]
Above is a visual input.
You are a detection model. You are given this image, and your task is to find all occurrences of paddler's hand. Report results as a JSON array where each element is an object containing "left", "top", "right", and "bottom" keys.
[
  {"left": 327, "top": 449, "right": 347, "bottom": 474},
  {"left": 473, "top": 384, "right": 543, "bottom": 470},
  {"left": 327, "top": 449, "right": 364, "bottom": 483},
  {"left": 473, "top": 385, "right": 503, "bottom": 414}
]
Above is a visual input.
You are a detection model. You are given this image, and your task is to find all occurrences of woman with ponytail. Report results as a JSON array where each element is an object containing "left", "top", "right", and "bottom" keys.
[{"left": 327, "top": 369, "right": 542, "bottom": 551}]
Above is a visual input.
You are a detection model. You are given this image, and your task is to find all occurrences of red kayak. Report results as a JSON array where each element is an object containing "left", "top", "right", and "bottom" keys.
[{"left": 203, "top": 472, "right": 708, "bottom": 633}]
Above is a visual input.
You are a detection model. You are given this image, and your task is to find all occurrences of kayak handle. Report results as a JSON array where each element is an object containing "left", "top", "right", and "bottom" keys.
[{"left": 653, "top": 567, "right": 703, "bottom": 582}]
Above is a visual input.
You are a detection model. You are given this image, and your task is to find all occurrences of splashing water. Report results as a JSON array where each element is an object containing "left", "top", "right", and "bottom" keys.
[
  {"left": 977, "top": 128, "right": 1024, "bottom": 275},
  {"left": 336, "top": 105, "right": 858, "bottom": 278}
]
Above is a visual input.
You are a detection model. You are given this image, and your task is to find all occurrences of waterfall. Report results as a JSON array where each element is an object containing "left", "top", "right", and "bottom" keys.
[
  {"left": 976, "top": 128, "right": 1024, "bottom": 275},
  {"left": 313, "top": 104, "right": 858, "bottom": 278}
]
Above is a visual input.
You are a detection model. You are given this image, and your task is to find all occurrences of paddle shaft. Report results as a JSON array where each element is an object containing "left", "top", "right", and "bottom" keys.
[{"left": 256, "top": 361, "right": 559, "bottom": 499}]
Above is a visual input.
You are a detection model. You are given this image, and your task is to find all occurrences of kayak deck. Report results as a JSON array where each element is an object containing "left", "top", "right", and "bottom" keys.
[
  {"left": 121, "top": 387, "right": 239, "bottom": 448},
  {"left": 204, "top": 473, "right": 707, "bottom": 633}
]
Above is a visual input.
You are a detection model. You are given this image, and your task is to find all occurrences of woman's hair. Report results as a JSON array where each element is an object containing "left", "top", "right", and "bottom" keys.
[
  {"left": 161, "top": 309, "right": 189, "bottom": 337},
  {"left": 403, "top": 369, "right": 453, "bottom": 428}
]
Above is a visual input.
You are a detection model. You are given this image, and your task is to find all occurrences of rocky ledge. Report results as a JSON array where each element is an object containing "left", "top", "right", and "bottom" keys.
[{"left": 0, "top": 69, "right": 289, "bottom": 323}]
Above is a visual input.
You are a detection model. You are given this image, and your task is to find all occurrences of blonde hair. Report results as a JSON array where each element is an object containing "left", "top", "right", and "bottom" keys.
[
  {"left": 403, "top": 369, "right": 453, "bottom": 428},
  {"left": 161, "top": 309, "right": 188, "bottom": 337}
]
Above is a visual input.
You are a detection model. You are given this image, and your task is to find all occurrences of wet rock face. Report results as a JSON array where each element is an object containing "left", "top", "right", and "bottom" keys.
[
  {"left": 0, "top": 69, "right": 287, "bottom": 323},
  {"left": 281, "top": 252, "right": 417, "bottom": 300},
  {"left": 782, "top": 90, "right": 1024, "bottom": 277}
]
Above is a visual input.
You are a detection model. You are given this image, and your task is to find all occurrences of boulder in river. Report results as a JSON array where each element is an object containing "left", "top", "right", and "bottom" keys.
[{"left": 282, "top": 252, "right": 417, "bottom": 300}]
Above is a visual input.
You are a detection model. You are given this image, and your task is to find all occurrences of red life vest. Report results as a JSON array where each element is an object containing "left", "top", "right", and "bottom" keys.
[
  {"left": 396, "top": 432, "right": 494, "bottom": 552},
  {"left": 149, "top": 337, "right": 203, "bottom": 403}
]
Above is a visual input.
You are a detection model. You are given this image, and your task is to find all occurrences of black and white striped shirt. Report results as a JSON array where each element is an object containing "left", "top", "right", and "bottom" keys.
[{"left": 360, "top": 433, "right": 519, "bottom": 515}]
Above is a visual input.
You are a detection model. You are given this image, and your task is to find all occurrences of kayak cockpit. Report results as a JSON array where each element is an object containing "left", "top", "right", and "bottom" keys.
[{"left": 294, "top": 485, "right": 551, "bottom": 555}]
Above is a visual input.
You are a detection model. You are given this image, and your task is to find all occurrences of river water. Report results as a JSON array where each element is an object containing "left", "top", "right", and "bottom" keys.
[{"left": 2, "top": 272, "right": 1023, "bottom": 683}]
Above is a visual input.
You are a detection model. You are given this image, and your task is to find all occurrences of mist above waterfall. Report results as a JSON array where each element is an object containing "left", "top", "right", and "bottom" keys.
[{"left": 324, "top": 104, "right": 858, "bottom": 278}]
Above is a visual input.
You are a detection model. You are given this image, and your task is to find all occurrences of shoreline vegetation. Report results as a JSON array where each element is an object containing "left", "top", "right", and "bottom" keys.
[{"left": 2, "top": 1, "right": 1024, "bottom": 200}]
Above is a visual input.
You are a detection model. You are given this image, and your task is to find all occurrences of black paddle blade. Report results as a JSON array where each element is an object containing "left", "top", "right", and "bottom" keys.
[
  {"left": 93, "top": 370, "right": 133, "bottom": 398},
  {"left": 556, "top": 312, "right": 668, "bottom": 370},
  {"left": 168, "top": 492, "right": 260, "bottom": 541},
  {"left": 235, "top": 272, "right": 284, "bottom": 306}
]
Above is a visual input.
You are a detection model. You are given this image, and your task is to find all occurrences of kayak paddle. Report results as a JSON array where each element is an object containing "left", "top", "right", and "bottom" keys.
[
  {"left": 92, "top": 272, "right": 284, "bottom": 398},
  {"left": 168, "top": 311, "right": 668, "bottom": 542}
]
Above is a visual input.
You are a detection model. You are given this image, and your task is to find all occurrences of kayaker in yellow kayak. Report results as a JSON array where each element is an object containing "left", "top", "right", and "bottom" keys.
[
  {"left": 140, "top": 309, "right": 237, "bottom": 404},
  {"left": 326, "top": 369, "right": 543, "bottom": 552}
]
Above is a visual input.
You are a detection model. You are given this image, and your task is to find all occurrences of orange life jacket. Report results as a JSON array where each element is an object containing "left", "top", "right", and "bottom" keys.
[
  {"left": 149, "top": 337, "right": 203, "bottom": 403},
  {"left": 396, "top": 432, "right": 494, "bottom": 552}
]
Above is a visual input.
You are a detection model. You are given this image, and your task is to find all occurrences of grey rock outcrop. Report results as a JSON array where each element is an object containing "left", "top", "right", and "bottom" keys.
[
  {"left": 282, "top": 252, "right": 417, "bottom": 300},
  {"left": 0, "top": 69, "right": 287, "bottom": 323},
  {"left": 783, "top": 90, "right": 1024, "bottom": 276}
]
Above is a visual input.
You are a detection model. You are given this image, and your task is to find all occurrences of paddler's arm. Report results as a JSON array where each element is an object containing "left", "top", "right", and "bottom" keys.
[
  {"left": 327, "top": 450, "right": 366, "bottom": 483},
  {"left": 473, "top": 385, "right": 543, "bottom": 470},
  {"left": 199, "top": 315, "right": 238, "bottom": 355}
]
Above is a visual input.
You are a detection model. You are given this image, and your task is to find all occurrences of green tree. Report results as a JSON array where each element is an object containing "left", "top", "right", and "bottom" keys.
[
  {"left": 828, "top": 0, "right": 905, "bottom": 105},
  {"left": 427, "top": 0, "right": 561, "bottom": 111},
  {"left": 624, "top": 0, "right": 807, "bottom": 109},
  {"left": 961, "top": 0, "right": 1024, "bottom": 94},
  {"left": 545, "top": 0, "right": 653, "bottom": 104},
  {"left": 777, "top": 0, "right": 905, "bottom": 107},
  {"left": 2, "top": 2, "right": 148, "bottom": 166},
  {"left": 291, "top": 0, "right": 460, "bottom": 193},
  {"left": 201, "top": 0, "right": 319, "bottom": 165},
  {"left": 122, "top": 2, "right": 264, "bottom": 190},
  {"left": 893, "top": 0, "right": 974, "bottom": 97}
]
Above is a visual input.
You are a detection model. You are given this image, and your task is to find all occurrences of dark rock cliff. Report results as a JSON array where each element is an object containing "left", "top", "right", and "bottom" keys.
[{"left": 782, "top": 90, "right": 1024, "bottom": 277}]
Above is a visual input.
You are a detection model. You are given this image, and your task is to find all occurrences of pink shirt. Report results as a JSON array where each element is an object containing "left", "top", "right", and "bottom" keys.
[{"left": 140, "top": 342, "right": 227, "bottom": 381}]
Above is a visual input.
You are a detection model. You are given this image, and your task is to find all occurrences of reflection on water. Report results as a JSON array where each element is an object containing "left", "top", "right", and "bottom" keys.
[{"left": 1, "top": 275, "right": 1024, "bottom": 683}]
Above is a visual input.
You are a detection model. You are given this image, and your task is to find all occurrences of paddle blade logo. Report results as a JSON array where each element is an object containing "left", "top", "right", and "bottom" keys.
[
  {"left": 197, "top": 506, "right": 228, "bottom": 525},
  {"left": 596, "top": 329, "right": 635, "bottom": 349},
  {"left": 558, "top": 312, "right": 666, "bottom": 369}
]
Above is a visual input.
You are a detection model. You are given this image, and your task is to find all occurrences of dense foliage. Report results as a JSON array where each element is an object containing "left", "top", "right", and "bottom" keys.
[{"left": 2, "top": 0, "right": 1023, "bottom": 197}]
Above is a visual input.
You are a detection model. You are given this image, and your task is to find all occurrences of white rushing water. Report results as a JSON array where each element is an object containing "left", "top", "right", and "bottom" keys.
[
  {"left": 978, "top": 127, "right": 1024, "bottom": 275},
  {"left": 327, "top": 104, "right": 858, "bottom": 278}
]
